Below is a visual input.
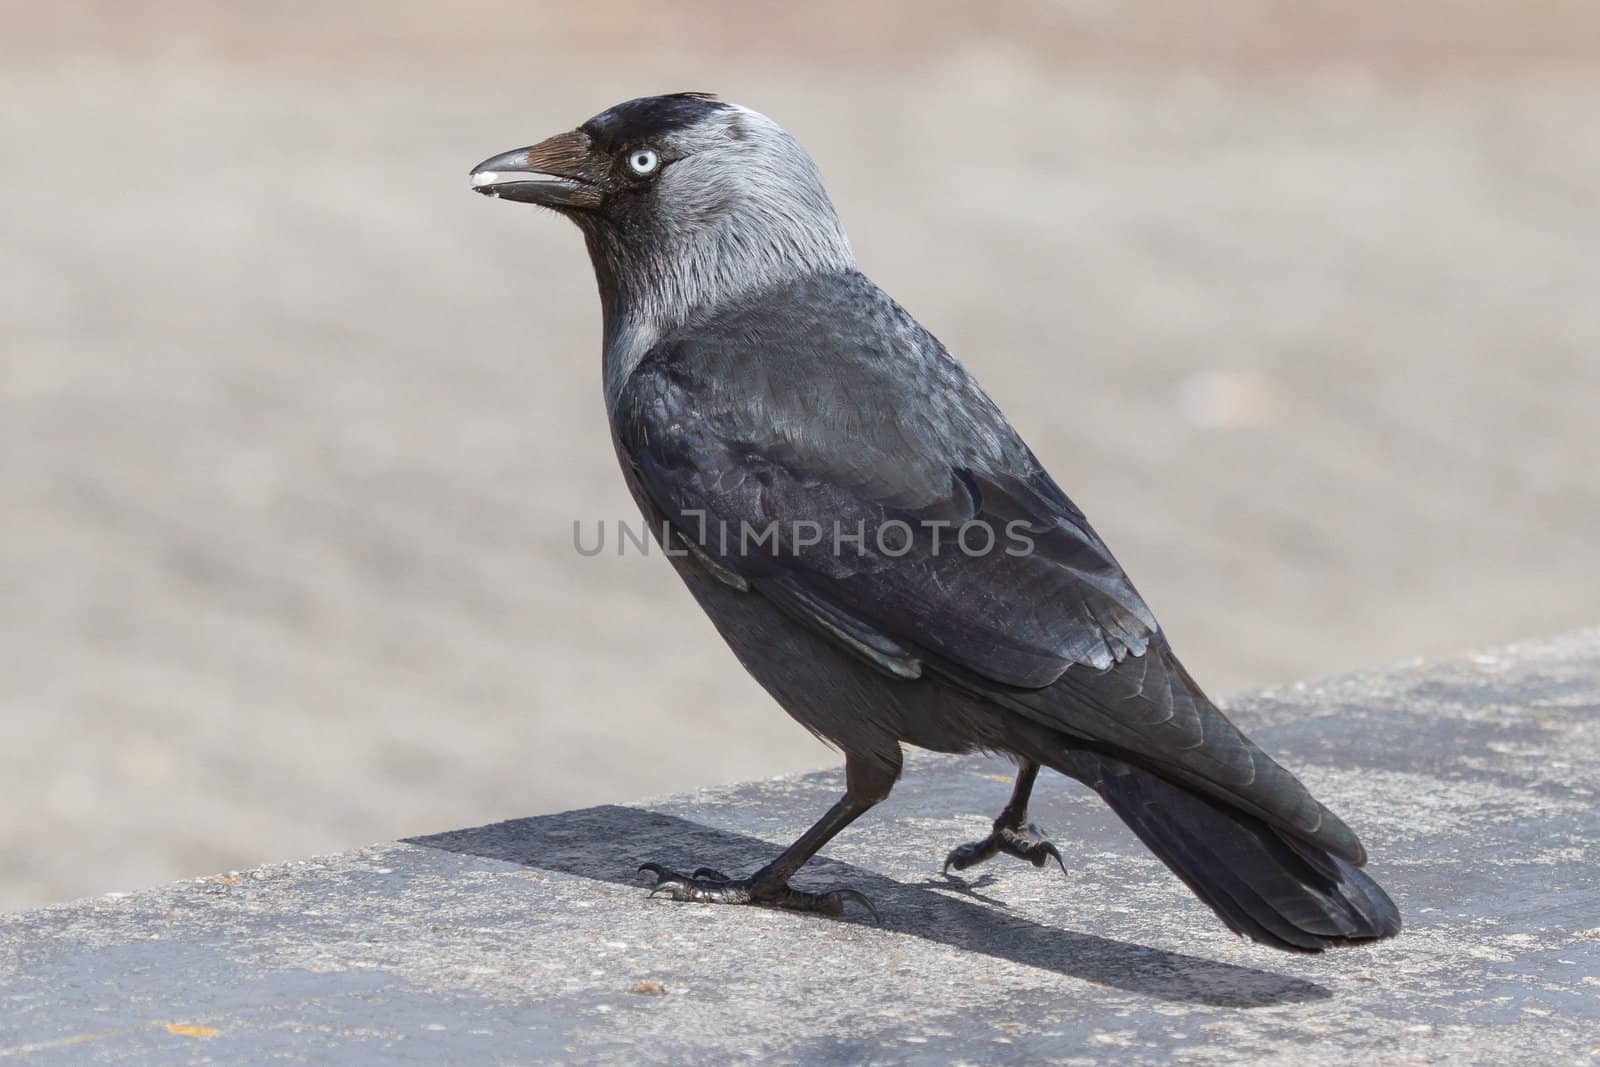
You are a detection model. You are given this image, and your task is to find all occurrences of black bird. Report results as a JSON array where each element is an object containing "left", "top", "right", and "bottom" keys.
[{"left": 470, "top": 93, "right": 1401, "bottom": 952}]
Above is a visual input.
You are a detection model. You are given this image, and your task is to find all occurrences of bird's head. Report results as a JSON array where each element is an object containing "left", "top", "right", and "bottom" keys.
[{"left": 471, "top": 94, "right": 854, "bottom": 355}]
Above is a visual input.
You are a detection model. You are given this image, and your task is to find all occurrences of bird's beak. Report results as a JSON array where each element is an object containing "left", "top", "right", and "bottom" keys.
[{"left": 469, "top": 130, "right": 604, "bottom": 210}]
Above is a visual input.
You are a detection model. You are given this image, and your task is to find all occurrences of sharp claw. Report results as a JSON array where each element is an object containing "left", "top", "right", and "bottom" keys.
[
  {"left": 1038, "top": 840, "right": 1067, "bottom": 875},
  {"left": 836, "top": 889, "right": 881, "bottom": 924},
  {"left": 638, "top": 862, "right": 669, "bottom": 879},
  {"left": 691, "top": 867, "right": 730, "bottom": 882}
]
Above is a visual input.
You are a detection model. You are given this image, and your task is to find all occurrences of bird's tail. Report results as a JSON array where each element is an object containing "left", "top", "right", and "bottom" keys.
[{"left": 1052, "top": 749, "right": 1401, "bottom": 952}]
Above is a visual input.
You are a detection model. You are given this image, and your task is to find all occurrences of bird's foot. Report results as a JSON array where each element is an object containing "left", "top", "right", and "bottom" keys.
[
  {"left": 637, "top": 863, "right": 879, "bottom": 921},
  {"left": 942, "top": 821, "right": 1066, "bottom": 876}
]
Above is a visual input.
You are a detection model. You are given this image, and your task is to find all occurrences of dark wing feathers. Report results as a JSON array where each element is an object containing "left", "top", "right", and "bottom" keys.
[
  {"left": 620, "top": 273, "right": 1156, "bottom": 684},
  {"left": 615, "top": 269, "right": 1361, "bottom": 862},
  {"left": 760, "top": 575, "right": 923, "bottom": 680}
]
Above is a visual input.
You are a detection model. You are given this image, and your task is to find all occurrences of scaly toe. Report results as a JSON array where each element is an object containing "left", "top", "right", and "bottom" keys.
[
  {"left": 637, "top": 862, "right": 872, "bottom": 918},
  {"left": 772, "top": 884, "right": 880, "bottom": 920},
  {"left": 942, "top": 837, "right": 1000, "bottom": 874},
  {"left": 943, "top": 824, "right": 1068, "bottom": 877}
]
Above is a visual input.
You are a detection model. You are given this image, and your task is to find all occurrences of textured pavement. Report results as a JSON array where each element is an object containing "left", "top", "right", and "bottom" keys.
[
  {"left": 3, "top": 4, "right": 1600, "bottom": 912},
  {"left": 3, "top": 631, "right": 1598, "bottom": 1064}
]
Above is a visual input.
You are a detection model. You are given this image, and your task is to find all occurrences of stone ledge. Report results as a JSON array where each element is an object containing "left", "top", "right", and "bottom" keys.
[{"left": 3, "top": 630, "right": 1599, "bottom": 1064}]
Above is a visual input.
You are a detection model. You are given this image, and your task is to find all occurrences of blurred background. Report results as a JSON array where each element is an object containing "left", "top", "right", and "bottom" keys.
[{"left": 3, "top": 1, "right": 1598, "bottom": 913}]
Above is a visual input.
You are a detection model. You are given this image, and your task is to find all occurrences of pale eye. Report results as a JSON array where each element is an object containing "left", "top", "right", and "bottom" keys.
[{"left": 626, "top": 148, "right": 660, "bottom": 176}]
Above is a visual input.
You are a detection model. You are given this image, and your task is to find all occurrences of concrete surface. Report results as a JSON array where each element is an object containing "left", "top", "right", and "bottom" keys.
[
  {"left": 4, "top": 3, "right": 1600, "bottom": 913},
  {"left": 3, "top": 630, "right": 1597, "bottom": 1064}
]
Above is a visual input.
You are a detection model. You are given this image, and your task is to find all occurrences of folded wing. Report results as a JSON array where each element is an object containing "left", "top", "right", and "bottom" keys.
[{"left": 615, "top": 270, "right": 1362, "bottom": 862}]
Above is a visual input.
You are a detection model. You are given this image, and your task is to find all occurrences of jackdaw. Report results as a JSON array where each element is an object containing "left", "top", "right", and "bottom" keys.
[{"left": 470, "top": 93, "right": 1401, "bottom": 951}]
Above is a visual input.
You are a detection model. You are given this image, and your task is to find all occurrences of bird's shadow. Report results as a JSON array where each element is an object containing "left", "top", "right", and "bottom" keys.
[{"left": 408, "top": 805, "right": 1328, "bottom": 1009}]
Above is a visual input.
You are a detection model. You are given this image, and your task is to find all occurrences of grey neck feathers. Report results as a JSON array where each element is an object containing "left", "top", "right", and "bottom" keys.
[{"left": 586, "top": 107, "right": 855, "bottom": 412}]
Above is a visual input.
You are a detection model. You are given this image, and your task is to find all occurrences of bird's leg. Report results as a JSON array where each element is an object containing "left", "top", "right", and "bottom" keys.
[
  {"left": 943, "top": 760, "right": 1066, "bottom": 876},
  {"left": 639, "top": 751, "right": 896, "bottom": 920}
]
